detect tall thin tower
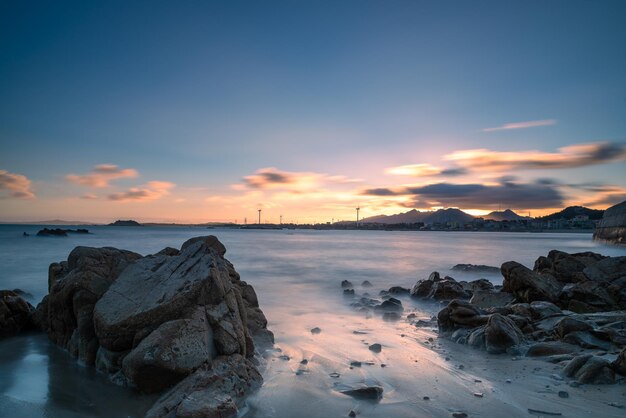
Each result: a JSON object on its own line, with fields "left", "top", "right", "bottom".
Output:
{"left": 258, "top": 209, "right": 262, "bottom": 225}
{"left": 280, "top": 215, "right": 283, "bottom": 225}
{"left": 356, "top": 207, "right": 360, "bottom": 228}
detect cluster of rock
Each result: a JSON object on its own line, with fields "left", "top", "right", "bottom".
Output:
{"left": 36, "top": 228, "right": 90, "bottom": 236}
{"left": 2, "top": 236, "right": 273, "bottom": 417}
{"left": 0, "top": 289, "right": 35, "bottom": 337}
{"left": 341, "top": 280, "right": 405, "bottom": 321}
{"left": 430, "top": 250, "right": 626, "bottom": 385}
{"left": 593, "top": 200, "right": 626, "bottom": 244}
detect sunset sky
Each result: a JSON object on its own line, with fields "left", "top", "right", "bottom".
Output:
{"left": 1, "top": 1, "right": 625, "bottom": 223}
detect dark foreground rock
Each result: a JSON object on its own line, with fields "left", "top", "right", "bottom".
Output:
{"left": 29, "top": 236, "right": 272, "bottom": 417}
{"left": 0, "top": 290, "right": 35, "bottom": 337}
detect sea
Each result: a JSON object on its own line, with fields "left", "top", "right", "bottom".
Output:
{"left": 1, "top": 225, "right": 625, "bottom": 417}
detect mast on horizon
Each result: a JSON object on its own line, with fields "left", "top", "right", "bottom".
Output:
{"left": 258, "top": 209, "right": 262, "bottom": 225}
{"left": 356, "top": 206, "right": 360, "bottom": 228}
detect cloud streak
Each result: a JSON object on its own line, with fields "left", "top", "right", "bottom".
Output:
{"left": 482, "top": 119, "right": 556, "bottom": 132}
{"left": 108, "top": 181, "right": 175, "bottom": 202}
{"left": 444, "top": 142, "right": 626, "bottom": 172}
{"left": 0, "top": 169, "right": 35, "bottom": 199}
{"left": 66, "top": 164, "right": 138, "bottom": 188}
{"left": 361, "top": 178, "right": 564, "bottom": 210}
{"left": 385, "top": 163, "right": 467, "bottom": 177}
{"left": 240, "top": 167, "right": 360, "bottom": 191}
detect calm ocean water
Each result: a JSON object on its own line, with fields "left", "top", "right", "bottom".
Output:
{"left": 1, "top": 225, "right": 625, "bottom": 417}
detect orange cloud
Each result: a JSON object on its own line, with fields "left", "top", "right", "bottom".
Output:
{"left": 0, "top": 169, "right": 35, "bottom": 199}
{"left": 108, "top": 181, "right": 175, "bottom": 202}
{"left": 482, "top": 119, "right": 556, "bottom": 132}
{"left": 239, "top": 167, "right": 361, "bottom": 191}
{"left": 444, "top": 142, "right": 626, "bottom": 172}
{"left": 66, "top": 164, "right": 138, "bottom": 188}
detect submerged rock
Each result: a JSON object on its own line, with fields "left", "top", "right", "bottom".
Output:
{"left": 484, "top": 313, "right": 524, "bottom": 354}
{"left": 340, "top": 385, "right": 383, "bottom": 400}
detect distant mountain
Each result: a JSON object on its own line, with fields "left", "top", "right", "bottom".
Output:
{"left": 108, "top": 219, "right": 143, "bottom": 226}
{"left": 538, "top": 206, "right": 604, "bottom": 221}
{"left": 484, "top": 209, "right": 529, "bottom": 221}
{"left": 362, "top": 208, "right": 475, "bottom": 225}
{"left": 361, "top": 209, "right": 431, "bottom": 224}
{"left": 422, "top": 208, "right": 475, "bottom": 224}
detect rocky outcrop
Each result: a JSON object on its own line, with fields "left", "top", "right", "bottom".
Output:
{"left": 0, "top": 290, "right": 35, "bottom": 337}
{"left": 501, "top": 261, "right": 562, "bottom": 303}
{"left": 593, "top": 200, "right": 626, "bottom": 244}
{"left": 31, "top": 235, "right": 271, "bottom": 417}
{"left": 410, "top": 272, "right": 470, "bottom": 301}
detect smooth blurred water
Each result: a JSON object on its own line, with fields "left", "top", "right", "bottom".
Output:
{"left": 1, "top": 225, "right": 625, "bottom": 417}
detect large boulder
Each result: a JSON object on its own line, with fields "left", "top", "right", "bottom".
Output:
{"left": 411, "top": 273, "right": 469, "bottom": 301}
{"left": 501, "top": 261, "right": 562, "bottom": 303}
{"left": 484, "top": 313, "right": 524, "bottom": 354}
{"left": 562, "top": 355, "right": 615, "bottom": 384}
{"left": 533, "top": 250, "right": 605, "bottom": 284}
{"left": 0, "top": 290, "right": 35, "bottom": 337}
{"left": 469, "top": 291, "right": 515, "bottom": 309}
{"left": 44, "top": 246, "right": 142, "bottom": 364}
{"left": 92, "top": 236, "right": 266, "bottom": 393}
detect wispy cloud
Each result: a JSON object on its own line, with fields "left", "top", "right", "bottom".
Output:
{"left": 66, "top": 164, "right": 138, "bottom": 188}
{"left": 80, "top": 193, "right": 98, "bottom": 200}
{"left": 108, "top": 181, "right": 175, "bottom": 202}
{"left": 444, "top": 142, "right": 626, "bottom": 172}
{"left": 238, "top": 167, "right": 361, "bottom": 191}
{"left": 482, "top": 119, "right": 556, "bottom": 132}
{"left": 385, "top": 163, "right": 467, "bottom": 177}
{"left": 0, "top": 169, "right": 35, "bottom": 199}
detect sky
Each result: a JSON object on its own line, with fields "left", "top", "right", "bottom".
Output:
{"left": 1, "top": 0, "right": 625, "bottom": 223}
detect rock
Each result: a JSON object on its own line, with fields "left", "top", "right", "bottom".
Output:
{"left": 560, "top": 280, "right": 619, "bottom": 313}
{"left": 465, "top": 278, "right": 495, "bottom": 292}
{"left": 369, "top": 343, "right": 382, "bottom": 353}
{"left": 349, "top": 411, "right": 356, "bottom": 418}
{"left": 410, "top": 279, "right": 434, "bottom": 298}
{"left": 387, "top": 286, "right": 410, "bottom": 295}
{"left": 612, "top": 347, "right": 626, "bottom": 375}
{"left": 529, "top": 301, "right": 562, "bottom": 319}
{"left": 593, "top": 200, "right": 626, "bottom": 244}
{"left": 563, "top": 355, "right": 615, "bottom": 384}
{"left": 362, "top": 280, "right": 373, "bottom": 287}
{"left": 451, "top": 413, "right": 468, "bottom": 418}
{"left": 558, "top": 390, "right": 569, "bottom": 398}
{"left": 121, "top": 308, "right": 217, "bottom": 393}
{"left": 469, "top": 291, "right": 515, "bottom": 309}
{"left": 484, "top": 313, "right": 524, "bottom": 354}
{"left": 526, "top": 342, "right": 580, "bottom": 357}
{"left": 311, "top": 327, "right": 321, "bottom": 334}
{"left": 94, "top": 237, "right": 256, "bottom": 362}
{"left": 382, "top": 312, "right": 401, "bottom": 321}
{"left": 429, "top": 277, "right": 470, "bottom": 300}
{"left": 534, "top": 250, "right": 590, "bottom": 283}
{"left": 452, "top": 264, "right": 500, "bottom": 274}
{"left": 45, "top": 246, "right": 142, "bottom": 364}
{"left": 437, "top": 300, "right": 488, "bottom": 333}
{"left": 36, "top": 228, "right": 68, "bottom": 237}
{"left": 0, "top": 290, "right": 35, "bottom": 337}
{"left": 501, "top": 261, "right": 562, "bottom": 303}
{"left": 562, "top": 331, "right": 611, "bottom": 350}
{"left": 340, "top": 385, "right": 383, "bottom": 400}
{"left": 341, "top": 280, "right": 353, "bottom": 288}
{"left": 375, "top": 298, "right": 403, "bottom": 312}
{"left": 145, "top": 354, "right": 262, "bottom": 418}
{"left": 554, "top": 317, "right": 593, "bottom": 338}
{"left": 343, "top": 289, "right": 355, "bottom": 296}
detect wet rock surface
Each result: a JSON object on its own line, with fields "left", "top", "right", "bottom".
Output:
{"left": 22, "top": 236, "right": 272, "bottom": 417}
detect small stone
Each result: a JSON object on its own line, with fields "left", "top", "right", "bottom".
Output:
{"left": 349, "top": 411, "right": 356, "bottom": 418}
{"left": 550, "top": 374, "right": 563, "bottom": 381}
{"left": 445, "top": 357, "right": 450, "bottom": 361}
{"left": 428, "top": 337, "right": 434, "bottom": 342}
{"left": 474, "top": 392, "right": 483, "bottom": 398}
{"left": 452, "top": 413, "right": 468, "bottom": 418}
{"left": 350, "top": 361, "right": 362, "bottom": 367}
{"left": 300, "top": 359, "right": 308, "bottom": 365}
{"left": 311, "top": 327, "right": 321, "bottom": 334}
{"left": 369, "top": 343, "right": 382, "bottom": 353}
{"left": 569, "top": 381, "right": 580, "bottom": 388}
{"left": 506, "top": 379, "right": 512, "bottom": 383}
{"left": 458, "top": 364, "right": 465, "bottom": 370}
{"left": 279, "top": 355, "right": 290, "bottom": 361}
{"left": 329, "top": 372, "right": 340, "bottom": 378}
{"left": 474, "top": 379, "right": 482, "bottom": 383}
{"left": 608, "top": 402, "right": 624, "bottom": 408}
{"left": 558, "top": 391, "right": 569, "bottom": 398}
{"left": 423, "top": 396, "right": 430, "bottom": 400}
{"left": 381, "top": 363, "right": 387, "bottom": 368}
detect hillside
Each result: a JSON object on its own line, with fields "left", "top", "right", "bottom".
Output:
{"left": 538, "top": 206, "right": 604, "bottom": 221}
{"left": 362, "top": 208, "right": 475, "bottom": 225}
{"left": 422, "top": 208, "right": 475, "bottom": 224}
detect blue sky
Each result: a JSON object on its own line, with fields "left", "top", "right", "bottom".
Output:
{"left": 1, "top": 1, "right": 625, "bottom": 222}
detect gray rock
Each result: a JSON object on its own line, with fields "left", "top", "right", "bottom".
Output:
{"left": 470, "top": 291, "right": 515, "bottom": 309}
{"left": 484, "top": 313, "right": 524, "bottom": 354}
{"left": 501, "top": 261, "right": 562, "bottom": 303}
{"left": 145, "top": 354, "right": 262, "bottom": 418}
{"left": 437, "top": 300, "right": 488, "bottom": 332}
{"left": 369, "top": 343, "right": 382, "bottom": 353}
{"left": 563, "top": 355, "right": 615, "bottom": 384}
{"left": 612, "top": 347, "right": 626, "bottom": 375}
{"left": 340, "top": 385, "right": 383, "bottom": 400}
{"left": 554, "top": 317, "right": 593, "bottom": 338}
{"left": 526, "top": 342, "right": 580, "bottom": 357}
